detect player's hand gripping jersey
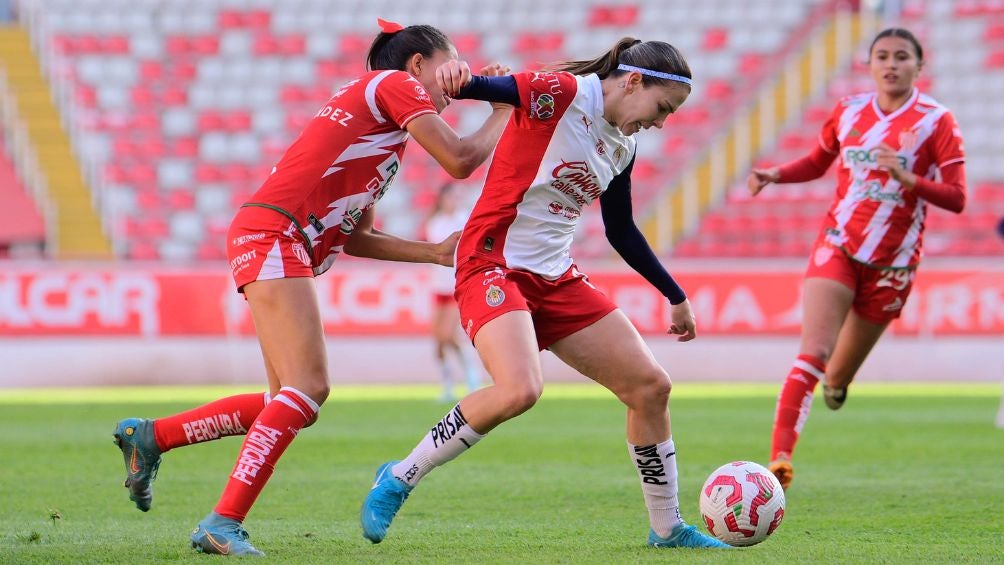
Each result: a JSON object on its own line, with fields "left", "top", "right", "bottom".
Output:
{"left": 456, "top": 71, "right": 637, "bottom": 278}
{"left": 817, "top": 89, "right": 964, "bottom": 267}
{"left": 243, "top": 70, "right": 438, "bottom": 275}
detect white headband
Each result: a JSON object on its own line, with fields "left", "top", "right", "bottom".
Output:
{"left": 617, "top": 63, "right": 692, "bottom": 86}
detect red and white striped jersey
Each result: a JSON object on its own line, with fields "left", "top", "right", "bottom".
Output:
{"left": 457, "top": 71, "right": 636, "bottom": 278}
{"left": 426, "top": 208, "right": 469, "bottom": 293}
{"left": 244, "top": 70, "right": 437, "bottom": 275}
{"left": 817, "top": 88, "right": 965, "bottom": 267}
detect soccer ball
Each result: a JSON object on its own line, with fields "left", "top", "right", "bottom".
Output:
{"left": 698, "top": 461, "right": 786, "bottom": 547}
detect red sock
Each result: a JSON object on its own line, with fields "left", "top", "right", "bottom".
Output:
{"left": 214, "top": 387, "right": 319, "bottom": 522}
{"left": 152, "top": 393, "right": 269, "bottom": 452}
{"left": 770, "top": 354, "right": 824, "bottom": 462}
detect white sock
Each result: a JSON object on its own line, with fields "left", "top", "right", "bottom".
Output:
{"left": 628, "top": 438, "right": 683, "bottom": 538}
{"left": 391, "top": 403, "right": 484, "bottom": 487}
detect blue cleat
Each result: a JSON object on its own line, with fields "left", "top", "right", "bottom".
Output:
{"left": 648, "top": 524, "right": 733, "bottom": 549}
{"left": 191, "top": 512, "right": 265, "bottom": 557}
{"left": 113, "top": 418, "right": 162, "bottom": 512}
{"left": 360, "top": 461, "right": 412, "bottom": 543}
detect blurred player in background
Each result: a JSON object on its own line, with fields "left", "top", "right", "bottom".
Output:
{"left": 111, "top": 20, "right": 512, "bottom": 556}
{"left": 998, "top": 218, "right": 1004, "bottom": 429}
{"left": 746, "top": 28, "right": 967, "bottom": 489}
{"left": 425, "top": 183, "right": 481, "bottom": 401}
{"left": 360, "top": 37, "right": 730, "bottom": 550}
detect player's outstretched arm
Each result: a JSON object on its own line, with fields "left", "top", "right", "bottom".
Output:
{"left": 344, "top": 208, "right": 459, "bottom": 266}
{"left": 406, "top": 109, "right": 510, "bottom": 179}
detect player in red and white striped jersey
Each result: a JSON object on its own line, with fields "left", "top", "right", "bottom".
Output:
{"left": 112, "top": 20, "right": 512, "bottom": 556}
{"left": 424, "top": 183, "right": 481, "bottom": 401}
{"left": 746, "top": 28, "right": 967, "bottom": 490}
{"left": 361, "top": 38, "right": 730, "bottom": 550}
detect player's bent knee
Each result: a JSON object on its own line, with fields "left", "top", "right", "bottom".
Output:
{"left": 620, "top": 370, "right": 671, "bottom": 410}
{"left": 499, "top": 382, "right": 543, "bottom": 416}
{"left": 288, "top": 380, "right": 329, "bottom": 406}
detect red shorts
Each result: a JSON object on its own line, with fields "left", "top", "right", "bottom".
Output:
{"left": 226, "top": 206, "right": 314, "bottom": 293}
{"left": 454, "top": 257, "right": 617, "bottom": 350}
{"left": 805, "top": 243, "right": 916, "bottom": 324}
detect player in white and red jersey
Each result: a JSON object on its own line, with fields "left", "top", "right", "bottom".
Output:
{"left": 111, "top": 20, "right": 513, "bottom": 556}
{"left": 361, "top": 38, "right": 730, "bottom": 550}
{"left": 424, "top": 183, "right": 481, "bottom": 400}
{"left": 746, "top": 28, "right": 967, "bottom": 490}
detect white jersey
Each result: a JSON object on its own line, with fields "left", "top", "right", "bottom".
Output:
{"left": 426, "top": 209, "right": 469, "bottom": 294}
{"left": 456, "top": 71, "right": 637, "bottom": 278}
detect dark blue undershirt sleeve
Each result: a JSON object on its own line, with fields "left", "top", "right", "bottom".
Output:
{"left": 454, "top": 75, "right": 521, "bottom": 107}
{"left": 600, "top": 157, "right": 688, "bottom": 305}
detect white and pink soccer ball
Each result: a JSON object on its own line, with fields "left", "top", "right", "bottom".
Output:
{"left": 698, "top": 461, "right": 786, "bottom": 546}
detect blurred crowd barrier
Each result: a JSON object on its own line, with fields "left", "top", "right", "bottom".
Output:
{"left": 1, "top": 260, "right": 1001, "bottom": 386}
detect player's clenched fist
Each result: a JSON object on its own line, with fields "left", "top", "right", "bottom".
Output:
{"left": 436, "top": 60, "right": 472, "bottom": 98}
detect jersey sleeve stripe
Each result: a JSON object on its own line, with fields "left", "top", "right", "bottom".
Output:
{"left": 817, "top": 134, "right": 838, "bottom": 154}
{"left": 365, "top": 70, "right": 397, "bottom": 124}
{"left": 399, "top": 108, "right": 437, "bottom": 128}
{"left": 939, "top": 157, "right": 965, "bottom": 168}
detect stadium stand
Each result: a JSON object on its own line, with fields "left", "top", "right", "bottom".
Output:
{"left": 10, "top": 0, "right": 825, "bottom": 260}
{"left": 3, "top": 0, "right": 999, "bottom": 260}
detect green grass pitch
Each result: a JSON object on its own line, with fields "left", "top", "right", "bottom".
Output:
{"left": 1, "top": 383, "right": 1001, "bottom": 563}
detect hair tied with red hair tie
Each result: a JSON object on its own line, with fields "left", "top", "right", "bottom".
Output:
{"left": 377, "top": 18, "right": 404, "bottom": 33}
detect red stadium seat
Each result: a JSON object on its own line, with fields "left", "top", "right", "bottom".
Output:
{"left": 196, "top": 164, "right": 224, "bottom": 183}
{"left": 167, "top": 61, "right": 197, "bottom": 82}
{"left": 223, "top": 111, "right": 252, "bottom": 132}
{"left": 132, "top": 111, "right": 160, "bottom": 132}
{"left": 245, "top": 10, "right": 271, "bottom": 29}
{"left": 191, "top": 36, "right": 220, "bottom": 56}
{"left": 701, "top": 28, "right": 729, "bottom": 51}
{"left": 128, "top": 240, "right": 161, "bottom": 260}
{"left": 253, "top": 35, "right": 282, "bottom": 56}
{"left": 704, "top": 79, "right": 733, "bottom": 101}
{"left": 451, "top": 33, "right": 482, "bottom": 57}
{"left": 100, "top": 35, "right": 129, "bottom": 54}
{"left": 161, "top": 86, "right": 188, "bottom": 106}
{"left": 167, "top": 189, "right": 195, "bottom": 210}
{"left": 278, "top": 35, "right": 306, "bottom": 55}
{"left": 218, "top": 10, "right": 244, "bottom": 28}
{"left": 195, "top": 240, "right": 225, "bottom": 261}
{"left": 165, "top": 36, "right": 191, "bottom": 57}
{"left": 170, "top": 137, "right": 199, "bottom": 158}
{"left": 74, "top": 85, "right": 97, "bottom": 108}
{"left": 985, "top": 50, "right": 1004, "bottom": 68}
{"left": 339, "top": 33, "right": 371, "bottom": 58}
{"left": 587, "top": 5, "right": 639, "bottom": 27}
{"left": 139, "top": 61, "right": 163, "bottom": 82}
{"left": 198, "top": 111, "right": 225, "bottom": 131}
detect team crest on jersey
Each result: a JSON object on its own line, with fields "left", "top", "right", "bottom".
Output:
{"left": 530, "top": 92, "right": 555, "bottom": 119}
{"left": 595, "top": 139, "right": 606, "bottom": 155}
{"left": 899, "top": 129, "right": 919, "bottom": 152}
{"left": 613, "top": 146, "right": 624, "bottom": 162}
{"left": 485, "top": 284, "right": 506, "bottom": 307}
{"left": 813, "top": 245, "right": 834, "bottom": 267}
{"left": 291, "top": 242, "right": 311, "bottom": 266}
